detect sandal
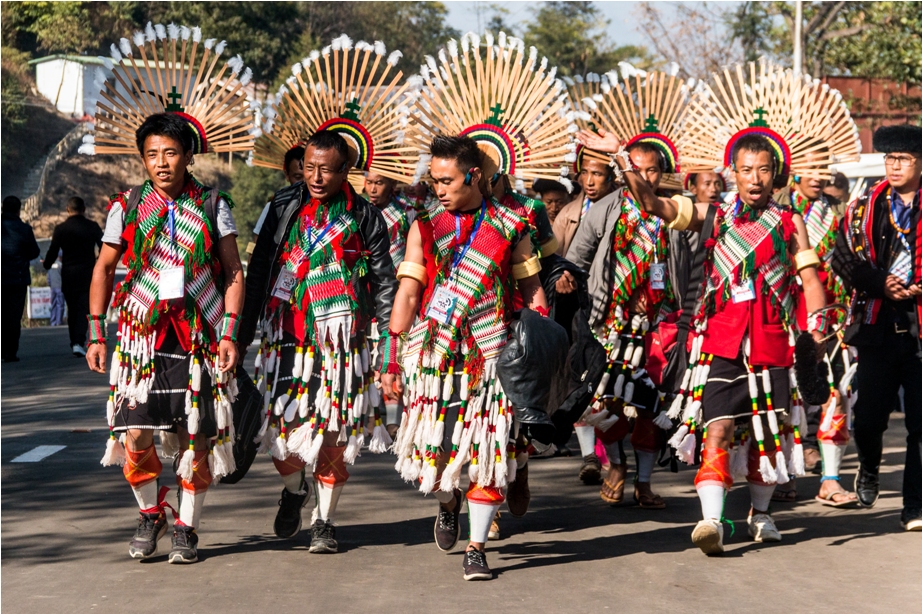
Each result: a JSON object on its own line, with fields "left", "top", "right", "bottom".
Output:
{"left": 599, "top": 465, "right": 626, "bottom": 504}
{"left": 815, "top": 489, "right": 859, "bottom": 508}
{"left": 633, "top": 489, "right": 666, "bottom": 509}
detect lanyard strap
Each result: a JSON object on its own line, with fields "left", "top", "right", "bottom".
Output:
{"left": 167, "top": 200, "right": 177, "bottom": 261}
{"left": 307, "top": 216, "right": 338, "bottom": 253}
{"left": 450, "top": 201, "right": 486, "bottom": 279}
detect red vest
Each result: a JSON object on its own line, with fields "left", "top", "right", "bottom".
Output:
{"left": 699, "top": 274, "right": 793, "bottom": 367}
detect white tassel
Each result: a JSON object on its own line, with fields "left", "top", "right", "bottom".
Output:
{"left": 759, "top": 455, "right": 777, "bottom": 484}
{"left": 731, "top": 439, "right": 750, "bottom": 480}
{"left": 159, "top": 431, "right": 180, "bottom": 459}
{"left": 284, "top": 396, "right": 299, "bottom": 423}
{"left": 300, "top": 432, "right": 324, "bottom": 467}
{"left": 274, "top": 393, "right": 289, "bottom": 416}
{"left": 100, "top": 437, "right": 126, "bottom": 467}
{"left": 667, "top": 394, "right": 685, "bottom": 420}
{"left": 774, "top": 450, "right": 790, "bottom": 484}
{"left": 208, "top": 450, "right": 217, "bottom": 482}
{"left": 177, "top": 448, "right": 195, "bottom": 482}
{"left": 594, "top": 371, "right": 611, "bottom": 397}
{"left": 791, "top": 442, "right": 805, "bottom": 476}
{"left": 623, "top": 382, "right": 636, "bottom": 405}
{"left": 653, "top": 412, "right": 673, "bottom": 430}
{"left": 613, "top": 373, "right": 626, "bottom": 398}
{"left": 286, "top": 424, "right": 310, "bottom": 454}
{"left": 597, "top": 412, "right": 620, "bottom": 432}
{"left": 272, "top": 434, "right": 289, "bottom": 460}
{"left": 420, "top": 462, "right": 437, "bottom": 493}
{"left": 675, "top": 432, "right": 697, "bottom": 464}
{"left": 369, "top": 424, "right": 392, "bottom": 453}
{"left": 344, "top": 435, "right": 361, "bottom": 464}
{"left": 668, "top": 424, "right": 689, "bottom": 449}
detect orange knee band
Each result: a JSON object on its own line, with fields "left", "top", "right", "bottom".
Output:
{"left": 179, "top": 450, "right": 211, "bottom": 494}
{"left": 273, "top": 454, "right": 307, "bottom": 477}
{"left": 695, "top": 447, "right": 732, "bottom": 489}
{"left": 817, "top": 413, "right": 849, "bottom": 444}
{"left": 313, "top": 445, "right": 349, "bottom": 487}
{"left": 466, "top": 483, "right": 505, "bottom": 505}
{"left": 630, "top": 415, "right": 663, "bottom": 453}
{"left": 124, "top": 444, "right": 162, "bottom": 488}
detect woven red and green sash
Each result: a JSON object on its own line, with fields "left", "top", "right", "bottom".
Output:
{"left": 500, "top": 191, "right": 553, "bottom": 256}
{"left": 793, "top": 190, "right": 846, "bottom": 305}
{"left": 602, "top": 195, "right": 673, "bottom": 334}
{"left": 379, "top": 195, "right": 413, "bottom": 267}
{"left": 113, "top": 178, "right": 226, "bottom": 345}
{"left": 697, "top": 196, "right": 797, "bottom": 329}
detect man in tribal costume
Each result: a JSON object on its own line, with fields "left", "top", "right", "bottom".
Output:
{"left": 389, "top": 135, "right": 549, "bottom": 580}
{"left": 83, "top": 25, "right": 253, "bottom": 564}
{"left": 241, "top": 35, "right": 418, "bottom": 551}
{"left": 239, "top": 130, "right": 399, "bottom": 552}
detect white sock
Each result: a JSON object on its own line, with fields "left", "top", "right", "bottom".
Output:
{"left": 433, "top": 489, "right": 455, "bottom": 505}
{"left": 281, "top": 471, "right": 305, "bottom": 494}
{"left": 312, "top": 481, "right": 343, "bottom": 523}
{"left": 132, "top": 480, "right": 159, "bottom": 511}
{"left": 603, "top": 441, "right": 623, "bottom": 464}
{"left": 636, "top": 450, "right": 655, "bottom": 483}
{"left": 697, "top": 484, "right": 726, "bottom": 520}
{"left": 467, "top": 500, "right": 500, "bottom": 544}
{"left": 575, "top": 425, "right": 596, "bottom": 458}
{"left": 748, "top": 482, "right": 775, "bottom": 512}
{"left": 820, "top": 442, "right": 846, "bottom": 479}
{"left": 178, "top": 489, "right": 206, "bottom": 528}
{"left": 385, "top": 401, "right": 399, "bottom": 426}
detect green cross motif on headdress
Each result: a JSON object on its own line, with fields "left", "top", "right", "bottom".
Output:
{"left": 643, "top": 114, "right": 660, "bottom": 133}
{"left": 749, "top": 107, "right": 769, "bottom": 128}
{"left": 486, "top": 103, "right": 504, "bottom": 127}
{"left": 342, "top": 98, "right": 362, "bottom": 121}
{"left": 165, "top": 86, "right": 184, "bottom": 112}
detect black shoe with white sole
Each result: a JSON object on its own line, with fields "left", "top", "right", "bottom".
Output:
{"left": 462, "top": 548, "right": 492, "bottom": 581}
{"left": 168, "top": 524, "right": 199, "bottom": 564}
{"left": 854, "top": 466, "right": 880, "bottom": 508}
{"left": 274, "top": 487, "right": 309, "bottom": 538}
{"left": 434, "top": 489, "right": 462, "bottom": 552}
{"left": 901, "top": 507, "right": 922, "bottom": 532}
{"left": 309, "top": 519, "right": 338, "bottom": 553}
{"left": 128, "top": 511, "right": 168, "bottom": 559}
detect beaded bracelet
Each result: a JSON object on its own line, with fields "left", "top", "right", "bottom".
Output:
{"left": 87, "top": 315, "right": 107, "bottom": 345}
{"left": 219, "top": 312, "right": 240, "bottom": 343}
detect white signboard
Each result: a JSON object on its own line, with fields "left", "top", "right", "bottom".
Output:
{"left": 28, "top": 287, "right": 52, "bottom": 319}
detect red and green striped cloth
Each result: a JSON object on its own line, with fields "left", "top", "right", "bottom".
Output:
{"left": 793, "top": 190, "right": 848, "bottom": 306}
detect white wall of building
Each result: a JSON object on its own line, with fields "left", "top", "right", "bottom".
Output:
{"left": 34, "top": 58, "right": 88, "bottom": 117}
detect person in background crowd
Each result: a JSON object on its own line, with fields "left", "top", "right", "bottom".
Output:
{"left": 1, "top": 195, "right": 41, "bottom": 362}
{"left": 249, "top": 145, "right": 306, "bottom": 250}
{"left": 825, "top": 172, "right": 851, "bottom": 219}
{"left": 533, "top": 178, "right": 573, "bottom": 225}
{"left": 48, "top": 250, "right": 65, "bottom": 327}
{"left": 43, "top": 196, "right": 103, "bottom": 356}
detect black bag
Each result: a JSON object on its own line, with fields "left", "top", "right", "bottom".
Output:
{"left": 497, "top": 308, "right": 570, "bottom": 444}
{"left": 660, "top": 205, "right": 717, "bottom": 394}
{"left": 219, "top": 367, "right": 264, "bottom": 484}
{"left": 555, "top": 307, "right": 607, "bottom": 427}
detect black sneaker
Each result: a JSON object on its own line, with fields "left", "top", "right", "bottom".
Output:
{"left": 462, "top": 548, "right": 492, "bottom": 581}
{"left": 274, "top": 487, "right": 309, "bottom": 538}
{"left": 168, "top": 524, "right": 199, "bottom": 564}
{"left": 854, "top": 466, "right": 880, "bottom": 508}
{"left": 434, "top": 489, "right": 462, "bottom": 552}
{"left": 901, "top": 507, "right": 922, "bottom": 532}
{"left": 309, "top": 519, "right": 338, "bottom": 553}
{"left": 128, "top": 511, "right": 168, "bottom": 559}
{"left": 579, "top": 453, "right": 602, "bottom": 485}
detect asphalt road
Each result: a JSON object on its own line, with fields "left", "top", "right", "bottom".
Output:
{"left": 2, "top": 326, "right": 920, "bottom": 613}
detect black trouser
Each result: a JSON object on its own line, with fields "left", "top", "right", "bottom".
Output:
{"left": 62, "top": 267, "right": 92, "bottom": 347}
{"left": 853, "top": 336, "right": 922, "bottom": 509}
{"left": 1, "top": 284, "right": 28, "bottom": 360}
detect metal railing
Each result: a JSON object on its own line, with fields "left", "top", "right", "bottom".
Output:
{"left": 21, "top": 122, "right": 90, "bottom": 222}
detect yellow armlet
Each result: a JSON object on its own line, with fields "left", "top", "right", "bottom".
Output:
{"left": 396, "top": 261, "right": 428, "bottom": 284}
{"left": 667, "top": 195, "right": 694, "bottom": 231}
{"left": 539, "top": 235, "right": 559, "bottom": 258}
{"left": 793, "top": 249, "right": 821, "bottom": 271}
{"left": 512, "top": 255, "right": 542, "bottom": 280}
{"left": 245, "top": 241, "right": 256, "bottom": 255}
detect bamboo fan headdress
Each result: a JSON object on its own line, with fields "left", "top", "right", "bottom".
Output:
{"left": 679, "top": 59, "right": 860, "bottom": 181}
{"left": 409, "top": 31, "right": 574, "bottom": 192}
{"left": 565, "top": 62, "right": 689, "bottom": 182}
{"left": 250, "top": 34, "right": 418, "bottom": 190}
{"left": 79, "top": 22, "right": 255, "bottom": 156}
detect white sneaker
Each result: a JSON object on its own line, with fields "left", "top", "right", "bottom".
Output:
{"left": 748, "top": 513, "right": 782, "bottom": 542}
{"left": 72, "top": 344, "right": 86, "bottom": 357}
{"left": 691, "top": 519, "right": 724, "bottom": 555}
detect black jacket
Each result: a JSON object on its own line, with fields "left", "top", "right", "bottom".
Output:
{"left": 1, "top": 213, "right": 41, "bottom": 286}
{"left": 831, "top": 182, "right": 921, "bottom": 346}
{"left": 239, "top": 182, "right": 398, "bottom": 349}
{"left": 42, "top": 214, "right": 103, "bottom": 289}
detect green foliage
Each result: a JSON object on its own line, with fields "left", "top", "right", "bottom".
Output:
{"left": 3, "top": 1, "right": 139, "bottom": 54}
{"left": 523, "top": 1, "right": 647, "bottom": 76}
{"left": 228, "top": 162, "right": 286, "bottom": 254}
{"left": 1, "top": 47, "right": 33, "bottom": 165}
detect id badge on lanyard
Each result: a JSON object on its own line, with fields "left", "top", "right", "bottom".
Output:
{"left": 272, "top": 269, "right": 297, "bottom": 301}
{"left": 159, "top": 200, "right": 186, "bottom": 300}
{"left": 426, "top": 284, "right": 458, "bottom": 325}
{"left": 650, "top": 262, "right": 666, "bottom": 290}
{"left": 731, "top": 278, "right": 755, "bottom": 303}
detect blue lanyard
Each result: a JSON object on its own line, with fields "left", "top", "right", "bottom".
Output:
{"left": 167, "top": 200, "right": 177, "bottom": 260}
{"left": 307, "top": 217, "right": 337, "bottom": 253}
{"left": 450, "top": 201, "right": 486, "bottom": 277}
